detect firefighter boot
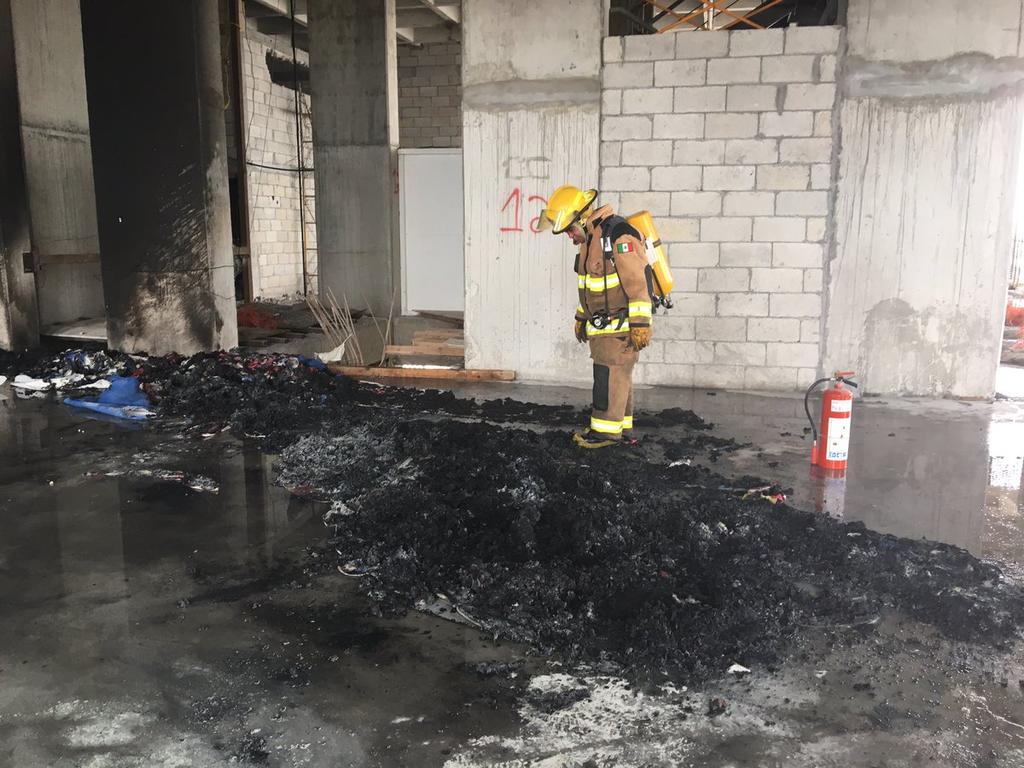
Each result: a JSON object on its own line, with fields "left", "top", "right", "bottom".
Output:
{"left": 572, "top": 429, "right": 618, "bottom": 449}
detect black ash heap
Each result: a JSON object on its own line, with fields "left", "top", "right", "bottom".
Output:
{"left": 3, "top": 348, "right": 1022, "bottom": 681}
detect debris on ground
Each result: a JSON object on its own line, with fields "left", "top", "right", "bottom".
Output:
{"left": 471, "top": 661, "right": 524, "bottom": 678}
{"left": 527, "top": 683, "right": 592, "bottom": 714}
{"left": 13, "top": 373, "right": 64, "bottom": 391}
{"left": 275, "top": 417, "right": 1024, "bottom": 683}
{"left": 84, "top": 467, "right": 220, "bottom": 494}
{"left": 82, "top": 450, "right": 220, "bottom": 494}
{"left": 237, "top": 304, "right": 280, "bottom": 330}
{"left": 4, "top": 347, "right": 1024, "bottom": 686}
{"left": 707, "top": 697, "right": 728, "bottom": 717}
{"left": 1, "top": 349, "right": 126, "bottom": 394}
{"left": 65, "top": 375, "right": 154, "bottom": 420}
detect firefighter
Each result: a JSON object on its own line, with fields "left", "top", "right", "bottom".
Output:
{"left": 539, "top": 185, "right": 653, "bottom": 449}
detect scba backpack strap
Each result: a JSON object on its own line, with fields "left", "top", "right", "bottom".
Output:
{"left": 600, "top": 215, "right": 649, "bottom": 310}
{"left": 601, "top": 215, "right": 642, "bottom": 247}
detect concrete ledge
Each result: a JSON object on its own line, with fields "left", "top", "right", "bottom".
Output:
{"left": 846, "top": 53, "right": 1024, "bottom": 100}
{"left": 462, "top": 77, "right": 601, "bottom": 110}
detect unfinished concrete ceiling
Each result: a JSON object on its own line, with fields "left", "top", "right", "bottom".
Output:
{"left": 395, "top": 0, "right": 461, "bottom": 44}
{"left": 245, "top": 0, "right": 460, "bottom": 51}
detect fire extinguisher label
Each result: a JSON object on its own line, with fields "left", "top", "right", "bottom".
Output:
{"left": 826, "top": 417, "right": 851, "bottom": 460}
{"left": 831, "top": 399, "right": 852, "bottom": 413}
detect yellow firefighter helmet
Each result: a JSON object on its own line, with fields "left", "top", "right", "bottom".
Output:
{"left": 538, "top": 185, "right": 598, "bottom": 234}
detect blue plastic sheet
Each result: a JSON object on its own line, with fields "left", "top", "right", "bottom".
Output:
{"left": 298, "top": 355, "right": 327, "bottom": 371}
{"left": 65, "top": 376, "right": 153, "bottom": 421}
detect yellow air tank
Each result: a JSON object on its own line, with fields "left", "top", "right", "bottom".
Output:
{"left": 627, "top": 210, "right": 674, "bottom": 308}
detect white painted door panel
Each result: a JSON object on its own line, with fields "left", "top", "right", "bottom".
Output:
{"left": 399, "top": 149, "right": 464, "bottom": 314}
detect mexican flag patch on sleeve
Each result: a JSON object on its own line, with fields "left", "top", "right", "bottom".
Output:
{"left": 615, "top": 242, "right": 633, "bottom": 254}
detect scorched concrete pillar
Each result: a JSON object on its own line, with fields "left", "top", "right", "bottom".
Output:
{"left": 80, "top": 0, "right": 237, "bottom": 355}
{"left": 0, "top": 0, "right": 38, "bottom": 350}
{"left": 309, "top": 0, "right": 398, "bottom": 316}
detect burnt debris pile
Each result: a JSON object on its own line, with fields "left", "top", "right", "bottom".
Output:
{"left": 5, "top": 348, "right": 1023, "bottom": 680}
{"left": 0, "top": 349, "right": 637, "bottom": 447}
{"left": 280, "top": 418, "right": 1024, "bottom": 680}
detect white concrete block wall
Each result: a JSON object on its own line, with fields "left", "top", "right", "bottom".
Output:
{"left": 398, "top": 41, "right": 462, "bottom": 148}
{"left": 240, "top": 31, "right": 317, "bottom": 298}
{"left": 600, "top": 27, "right": 843, "bottom": 391}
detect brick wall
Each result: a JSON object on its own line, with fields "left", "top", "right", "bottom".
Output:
{"left": 600, "top": 27, "right": 843, "bottom": 390}
{"left": 398, "top": 40, "right": 462, "bottom": 148}
{"left": 239, "top": 29, "right": 317, "bottom": 298}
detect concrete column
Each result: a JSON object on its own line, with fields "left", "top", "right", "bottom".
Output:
{"left": 461, "top": 0, "right": 604, "bottom": 380}
{"left": 80, "top": 0, "right": 237, "bottom": 355}
{"left": 309, "top": 0, "right": 398, "bottom": 316}
{"left": 823, "top": 0, "right": 1024, "bottom": 397}
{"left": 0, "top": 0, "right": 38, "bottom": 349}
{"left": 10, "top": 0, "right": 102, "bottom": 330}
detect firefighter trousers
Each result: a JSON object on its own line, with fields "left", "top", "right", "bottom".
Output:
{"left": 588, "top": 335, "right": 639, "bottom": 439}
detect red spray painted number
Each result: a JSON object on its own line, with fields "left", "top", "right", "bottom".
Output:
{"left": 500, "top": 187, "right": 548, "bottom": 235}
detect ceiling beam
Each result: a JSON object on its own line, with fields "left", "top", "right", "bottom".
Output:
{"left": 245, "top": 5, "right": 285, "bottom": 19}
{"left": 246, "top": 0, "right": 307, "bottom": 26}
{"left": 419, "top": 0, "right": 460, "bottom": 25}
{"left": 396, "top": 25, "right": 460, "bottom": 44}
{"left": 255, "top": 16, "right": 309, "bottom": 37}
{"left": 397, "top": 7, "right": 451, "bottom": 27}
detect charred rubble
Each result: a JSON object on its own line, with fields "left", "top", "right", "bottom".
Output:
{"left": 279, "top": 418, "right": 1024, "bottom": 681}
{"left": 3, "top": 348, "right": 1023, "bottom": 681}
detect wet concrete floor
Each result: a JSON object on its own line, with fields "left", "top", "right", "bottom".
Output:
{"left": 0, "top": 378, "right": 1022, "bottom": 767}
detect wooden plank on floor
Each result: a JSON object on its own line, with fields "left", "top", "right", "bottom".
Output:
{"left": 413, "top": 329, "right": 462, "bottom": 342}
{"left": 385, "top": 344, "right": 465, "bottom": 358}
{"left": 330, "top": 365, "right": 515, "bottom": 382}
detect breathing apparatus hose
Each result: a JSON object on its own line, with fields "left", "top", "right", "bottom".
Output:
{"left": 803, "top": 378, "right": 832, "bottom": 445}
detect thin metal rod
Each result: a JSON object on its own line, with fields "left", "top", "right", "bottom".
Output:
{"left": 290, "top": 0, "right": 309, "bottom": 296}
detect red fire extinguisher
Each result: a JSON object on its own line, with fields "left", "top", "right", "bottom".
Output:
{"left": 805, "top": 371, "right": 858, "bottom": 472}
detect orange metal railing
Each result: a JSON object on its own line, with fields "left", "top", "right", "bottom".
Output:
{"left": 643, "top": 0, "right": 786, "bottom": 32}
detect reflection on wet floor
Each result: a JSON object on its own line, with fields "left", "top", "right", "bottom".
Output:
{"left": 670, "top": 385, "right": 1023, "bottom": 560}
{"left": 0, "top": 403, "right": 319, "bottom": 610}
{"left": 0, "top": 396, "right": 528, "bottom": 767}
{"left": 997, "top": 363, "right": 1024, "bottom": 399}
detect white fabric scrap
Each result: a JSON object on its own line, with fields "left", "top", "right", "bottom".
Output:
{"left": 12, "top": 374, "right": 50, "bottom": 391}
{"left": 50, "top": 373, "right": 85, "bottom": 390}
{"left": 317, "top": 342, "right": 347, "bottom": 364}
{"left": 79, "top": 379, "right": 112, "bottom": 390}
{"left": 727, "top": 663, "right": 751, "bottom": 676}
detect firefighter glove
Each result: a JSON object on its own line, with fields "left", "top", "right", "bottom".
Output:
{"left": 630, "top": 326, "right": 652, "bottom": 350}
{"left": 574, "top": 319, "right": 587, "bottom": 343}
